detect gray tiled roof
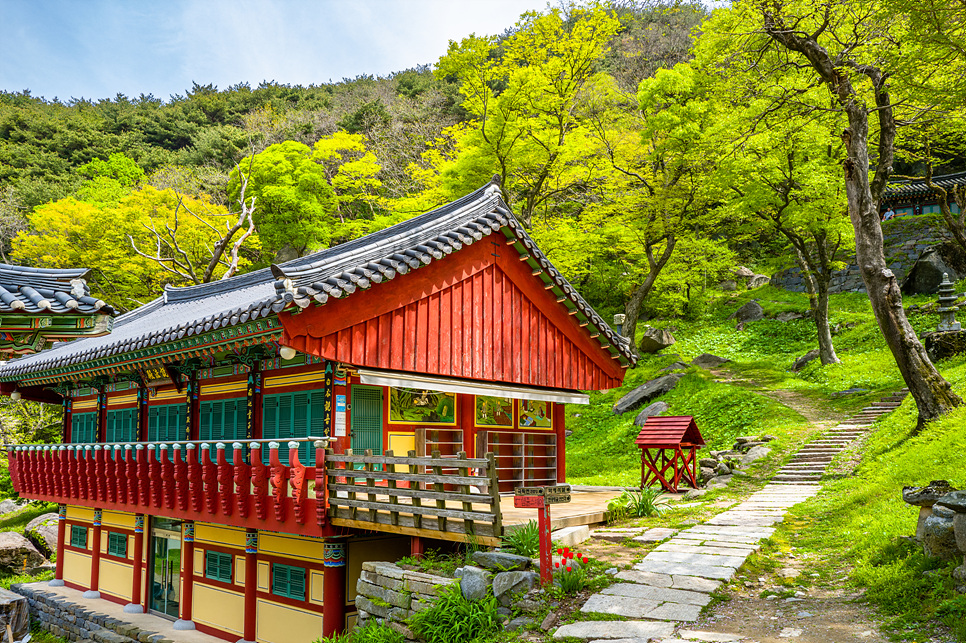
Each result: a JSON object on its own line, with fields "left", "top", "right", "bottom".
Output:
{"left": 0, "top": 181, "right": 635, "bottom": 379}
{"left": 884, "top": 171, "right": 966, "bottom": 199}
{"left": 0, "top": 265, "right": 113, "bottom": 315}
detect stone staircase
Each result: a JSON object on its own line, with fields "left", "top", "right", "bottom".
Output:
{"left": 771, "top": 389, "right": 907, "bottom": 485}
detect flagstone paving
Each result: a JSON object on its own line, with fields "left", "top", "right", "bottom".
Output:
{"left": 554, "top": 391, "right": 906, "bottom": 642}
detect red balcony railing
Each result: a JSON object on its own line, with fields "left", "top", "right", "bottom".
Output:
{"left": 8, "top": 438, "right": 333, "bottom": 536}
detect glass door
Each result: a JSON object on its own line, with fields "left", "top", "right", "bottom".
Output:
{"left": 149, "top": 518, "right": 182, "bottom": 619}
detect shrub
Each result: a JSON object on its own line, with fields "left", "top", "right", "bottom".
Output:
{"left": 502, "top": 520, "right": 540, "bottom": 558}
{"left": 607, "top": 487, "right": 669, "bottom": 522}
{"left": 314, "top": 621, "right": 403, "bottom": 643}
{"left": 554, "top": 548, "right": 590, "bottom": 594}
{"left": 407, "top": 583, "right": 501, "bottom": 643}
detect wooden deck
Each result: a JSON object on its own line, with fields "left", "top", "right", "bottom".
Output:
{"left": 500, "top": 486, "right": 625, "bottom": 531}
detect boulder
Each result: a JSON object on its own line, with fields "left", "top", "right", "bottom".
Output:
{"left": 659, "top": 361, "right": 689, "bottom": 372}
{"left": 691, "top": 353, "right": 730, "bottom": 369}
{"left": 551, "top": 525, "right": 590, "bottom": 548}
{"left": 776, "top": 311, "right": 807, "bottom": 322}
{"left": 492, "top": 571, "right": 538, "bottom": 606}
{"left": 735, "top": 266, "right": 755, "bottom": 279}
{"left": 936, "top": 490, "right": 966, "bottom": 514}
{"left": 612, "top": 374, "right": 683, "bottom": 415}
{"left": 790, "top": 350, "right": 821, "bottom": 373}
{"left": 741, "top": 445, "right": 771, "bottom": 465}
{"left": 698, "top": 458, "right": 718, "bottom": 469}
{"left": 471, "top": 551, "right": 530, "bottom": 572}
{"left": 714, "top": 462, "right": 732, "bottom": 476}
{"left": 734, "top": 436, "right": 760, "bottom": 445}
{"left": 24, "top": 512, "right": 58, "bottom": 558}
{"left": 749, "top": 274, "right": 771, "bottom": 289}
{"left": 720, "top": 280, "right": 738, "bottom": 292}
{"left": 903, "top": 481, "right": 957, "bottom": 507}
{"left": 633, "top": 401, "right": 670, "bottom": 427}
{"left": 457, "top": 566, "right": 490, "bottom": 602}
{"left": 955, "top": 514, "right": 966, "bottom": 554}
{"left": 0, "top": 500, "right": 21, "bottom": 515}
{"left": 699, "top": 467, "right": 716, "bottom": 484}
{"left": 0, "top": 532, "right": 46, "bottom": 574}
{"left": 0, "top": 588, "right": 28, "bottom": 641}
{"left": 902, "top": 248, "right": 959, "bottom": 295}
{"left": 916, "top": 507, "right": 933, "bottom": 541}
{"left": 922, "top": 504, "right": 959, "bottom": 560}
{"left": 732, "top": 301, "right": 765, "bottom": 324}
{"left": 639, "top": 326, "right": 676, "bottom": 354}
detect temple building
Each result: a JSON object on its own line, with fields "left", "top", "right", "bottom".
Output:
{"left": 882, "top": 170, "right": 966, "bottom": 218}
{"left": 1, "top": 180, "right": 634, "bottom": 643}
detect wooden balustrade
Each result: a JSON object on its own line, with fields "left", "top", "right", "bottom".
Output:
{"left": 7, "top": 441, "right": 505, "bottom": 545}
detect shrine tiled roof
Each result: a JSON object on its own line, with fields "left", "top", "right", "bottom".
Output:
{"left": 0, "top": 265, "right": 113, "bottom": 315}
{"left": 0, "top": 180, "right": 635, "bottom": 380}
{"left": 884, "top": 171, "right": 966, "bottom": 200}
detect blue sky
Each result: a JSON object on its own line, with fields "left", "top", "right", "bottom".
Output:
{"left": 0, "top": 0, "right": 551, "bottom": 102}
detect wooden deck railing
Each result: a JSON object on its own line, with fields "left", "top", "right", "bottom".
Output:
{"left": 325, "top": 449, "right": 504, "bottom": 546}
{"left": 7, "top": 441, "right": 505, "bottom": 545}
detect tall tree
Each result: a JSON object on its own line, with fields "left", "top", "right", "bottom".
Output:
{"left": 697, "top": 0, "right": 961, "bottom": 427}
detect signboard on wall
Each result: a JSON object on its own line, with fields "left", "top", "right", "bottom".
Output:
{"left": 334, "top": 394, "right": 347, "bottom": 437}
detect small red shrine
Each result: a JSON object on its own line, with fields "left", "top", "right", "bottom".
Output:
{"left": 635, "top": 416, "right": 704, "bottom": 492}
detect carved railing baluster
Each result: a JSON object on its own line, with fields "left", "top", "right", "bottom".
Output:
{"left": 136, "top": 444, "right": 149, "bottom": 506}
{"left": 173, "top": 444, "right": 188, "bottom": 511}
{"left": 78, "top": 446, "right": 91, "bottom": 501}
{"left": 68, "top": 446, "right": 79, "bottom": 498}
{"left": 125, "top": 445, "right": 138, "bottom": 506}
{"left": 315, "top": 441, "right": 327, "bottom": 527}
{"left": 217, "top": 443, "right": 233, "bottom": 516}
{"left": 187, "top": 444, "right": 203, "bottom": 513}
{"left": 94, "top": 446, "right": 105, "bottom": 502}
{"left": 290, "top": 441, "right": 306, "bottom": 524}
{"left": 148, "top": 445, "right": 162, "bottom": 508}
{"left": 104, "top": 445, "right": 116, "bottom": 504}
{"left": 113, "top": 446, "right": 126, "bottom": 505}
{"left": 160, "top": 444, "right": 174, "bottom": 509}
{"left": 251, "top": 443, "right": 268, "bottom": 521}
{"left": 25, "top": 447, "right": 36, "bottom": 496}
{"left": 201, "top": 444, "right": 217, "bottom": 515}
{"left": 233, "top": 442, "right": 250, "bottom": 518}
{"left": 269, "top": 442, "right": 288, "bottom": 523}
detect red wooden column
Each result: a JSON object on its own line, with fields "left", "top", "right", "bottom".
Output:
{"left": 124, "top": 515, "right": 145, "bottom": 613}
{"left": 322, "top": 540, "right": 348, "bottom": 639}
{"left": 241, "top": 530, "right": 258, "bottom": 643}
{"left": 553, "top": 402, "right": 566, "bottom": 483}
{"left": 459, "top": 395, "right": 475, "bottom": 456}
{"left": 83, "top": 509, "right": 103, "bottom": 599}
{"left": 49, "top": 504, "right": 67, "bottom": 587}
{"left": 174, "top": 522, "right": 196, "bottom": 631}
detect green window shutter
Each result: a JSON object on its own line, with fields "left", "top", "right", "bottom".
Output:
{"left": 205, "top": 551, "right": 232, "bottom": 582}
{"left": 351, "top": 387, "right": 383, "bottom": 456}
{"left": 108, "top": 532, "right": 127, "bottom": 557}
{"left": 272, "top": 563, "right": 305, "bottom": 600}
{"left": 70, "top": 525, "right": 87, "bottom": 548}
{"left": 263, "top": 391, "right": 324, "bottom": 465}
{"left": 148, "top": 407, "right": 160, "bottom": 442}
{"left": 72, "top": 412, "right": 97, "bottom": 444}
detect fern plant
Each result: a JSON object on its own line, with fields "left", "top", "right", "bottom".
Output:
{"left": 407, "top": 583, "right": 501, "bottom": 643}
{"left": 501, "top": 519, "right": 540, "bottom": 557}
{"left": 607, "top": 487, "right": 669, "bottom": 522}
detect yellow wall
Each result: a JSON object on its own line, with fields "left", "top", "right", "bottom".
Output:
{"left": 255, "top": 599, "right": 322, "bottom": 643}
{"left": 193, "top": 583, "right": 244, "bottom": 636}
{"left": 196, "top": 523, "right": 246, "bottom": 548}
{"left": 63, "top": 550, "right": 91, "bottom": 588}
{"left": 108, "top": 393, "right": 137, "bottom": 407}
{"left": 98, "top": 559, "right": 133, "bottom": 601}
{"left": 151, "top": 388, "right": 182, "bottom": 402}
{"left": 102, "top": 510, "right": 135, "bottom": 530}
{"left": 234, "top": 556, "right": 246, "bottom": 588}
{"left": 264, "top": 371, "right": 322, "bottom": 390}
{"left": 72, "top": 399, "right": 97, "bottom": 411}
{"left": 201, "top": 380, "right": 247, "bottom": 397}
{"left": 309, "top": 571, "right": 324, "bottom": 606}
{"left": 347, "top": 537, "right": 411, "bottom": 601}
{"left": 258, "top": 533, "right": 324, "bottom": 564}
{"left": 388, "top": 432, "right": 415, "bottom": 456}
{"left": 256, "top": 561, "right": 270, "bottom": 592}
{"left": 67, "top": 506, "right": 95, "bottom": 522}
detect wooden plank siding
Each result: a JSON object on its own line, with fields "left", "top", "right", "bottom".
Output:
{"left": 280, "top": 239, "right": 623, "bottom": 391}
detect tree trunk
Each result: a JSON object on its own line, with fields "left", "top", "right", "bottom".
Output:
{"left": 789, "top": 236, "right": 840, "bottom": 365}
{"left": 623, "top": 235, "right": 677, "bottom": 344}
{"left": 842, "top": 107, "right": 961, "bottom": 429}
{"left": 814, "top": 276, "right": 839, "bottom": 365}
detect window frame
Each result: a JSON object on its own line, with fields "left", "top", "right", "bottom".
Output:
{"left": 271, "top": 562, "right": 306, "bottom": 601}
{"left": 107, "top": 532, "right": 127, "bottom": 558}
{"left": 204, "top": 550, "right": 233, "bottom": 583}
{"left": 69, "top": 525, "right": 87, "bottom": 549}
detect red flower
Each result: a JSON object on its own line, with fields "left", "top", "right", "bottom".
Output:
{"left": 557, "top": 548, "right": 563, "bottom": 555}
{"left": 582, "top": 556, "right": 589, "bottom": 564}
{"left": 555, "top": 562, "right": 560, "bottom": 568}
{"left": 566, "top": 566, "right": 572, "bottom": 572}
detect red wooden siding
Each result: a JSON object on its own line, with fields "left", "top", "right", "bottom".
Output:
{"left": 280, "top": 241, "right": 624, "bottom": 391}
{"left": 635, "top": 416, "right": 706, "bottom": 448}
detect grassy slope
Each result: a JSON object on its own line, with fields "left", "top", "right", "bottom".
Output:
{"left": 566, "top": 284, "right": 966, "bottom": 638}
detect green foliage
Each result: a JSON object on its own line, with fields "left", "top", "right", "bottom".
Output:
{"left": 501, "top": 520, "right": 540, "bottom": 558}
{"left": 407, "top": 583, "right": 501, "bottom": 643}
{"left": 315, "top": 621, "right": 404, "bottom": 643}
{"left": 607, "top": 488, "right": 669, "bottom": 522}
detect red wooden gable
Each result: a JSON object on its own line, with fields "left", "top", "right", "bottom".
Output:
{"left": 279, "top": 237, "right": 626, "bottom": 391}
{"left": 635, "top": 416, "right": 705, "bottom": 448}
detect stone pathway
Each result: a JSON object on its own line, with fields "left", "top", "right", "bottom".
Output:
{"left": 554, "top": 391, "right": 906, "bottom": 642}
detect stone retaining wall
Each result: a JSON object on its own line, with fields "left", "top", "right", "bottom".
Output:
{"left": 354, "top": 561, "right": 458, "bottom": 640}
{"left": 11, "top": 584, "right": 173, "bottom": 643}
{"left": 770, "top": 215, "right": 952, "bottom": 293}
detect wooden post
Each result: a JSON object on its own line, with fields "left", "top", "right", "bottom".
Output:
{"left": 124, "top": 515, "right": 145, "bottom": 613}
{"left": 242, "top": 530, "right": 258, "bottom": 643}
{"left": 322, "top": 540, "right": 347, "bottom": 639}
{"left": 554, "top": 402, "right": 566, "bottom": 483}
{"left": 49, "top": 504, "right": 66, "bottom": 587}
{"left": 84, "top": 509, "right": 102, "bottom": 598}
{"left": 174, "top": 522, "right": 196, "bottom": 631}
